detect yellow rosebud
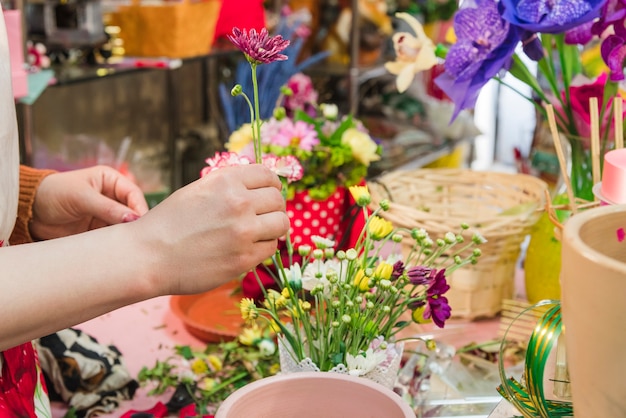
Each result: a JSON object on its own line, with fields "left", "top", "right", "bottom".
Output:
{"left": 197, "top": 377, "right": 216, "bottom": 391}
{"left": 191, "top": 358, "right": 208, "bottom": 375}
{"left": 368, "top": 216, "right": 394, "bottom": 240}
{"left": 341, "top": 128, "right": 380, "bottom": 166}
{"left": 225, "top": 123, "right": 253, "bottom": 153}
{"left": 411, "top": 305, "right": 432, "bottom": 324}
{"left": 374, "top": 262, "right": 393, "bottom": 281}
{"left": 349, "top": 185, "right": 371, "bottom": 206}
{"left": 353, "top": 269, "right": 370, "bottom": 292}
{"left": 207, "top": 354, "right": 223, "bottom": 372}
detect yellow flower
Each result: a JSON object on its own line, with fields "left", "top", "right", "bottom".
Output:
{"left": 207, "top": 354, "right": 223, "bottom": 372}
{"left": 197, "top": 377, "right": 216, "bottom": 391}
{"left": 349, "top": 185, "right": 371, "bottom": 206}
{"left": 374, "top": 262, "right": 393, "bottom": 281}
{"left": 368, "top": 216, "right": 394, "bottom": 240}
{"left": 191, "top": 358, "right": 208, "bottom": 375}
{"left": 353, "top": 269, "right": 370, "bottom": 292}
{"left": 225, "top": 123, "right": 253, "bottom": 153}
{"left": 384, "top": 12, "right": 438, "bottom": 93}
{"left": 269, "top": 363, "right": 281, "bottom": 375}
{"left": 239, "top": 324, "right": 262, "bottom": 346}
{"left": 411, "top": 305, "right": 432, "bottom": 325}
{"left": 240, "top": 298, "right": 258, "bottom": 322}
{"left": 341, "top": 128, "right": 380, "bottom": 166}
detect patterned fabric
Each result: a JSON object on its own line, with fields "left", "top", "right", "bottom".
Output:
{"left": 35, "top": 329, "right": 138, "bottom": 418}
{"left": 0, "top": 7, "right": 52, "bottom": 417}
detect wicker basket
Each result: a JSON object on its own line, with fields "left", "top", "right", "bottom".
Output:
{"left": 368, "top": 168, "right": 547, "bottom": 319}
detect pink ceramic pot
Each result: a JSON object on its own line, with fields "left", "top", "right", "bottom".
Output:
{"left": 215, "top": 372, "right": 415, "bottom": 418}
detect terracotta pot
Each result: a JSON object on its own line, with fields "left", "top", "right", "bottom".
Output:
{"left": 561, "top": 205, "right": 626, "bottom": 417}
{"left": 215, "top": 372, "right": 415, "bottom": 417}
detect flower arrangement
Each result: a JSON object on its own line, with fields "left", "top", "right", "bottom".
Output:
{"left": 386, "top": 0, "right": 626, "bottom": 201}
{"left": 239, "top": 185, "right": 485, "bottom": 378}
{"left": 199, "top": 26, "right": 485, "bottom": 386}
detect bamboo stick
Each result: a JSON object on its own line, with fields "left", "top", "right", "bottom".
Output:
{"left": 545, "top": 104, "right": 578, "bottom": 214}
{"left": 590, "top": 97, "right": 601, "bottom": 188}
{"left": 615, "top": 97, "right": 623, "bottom": 150}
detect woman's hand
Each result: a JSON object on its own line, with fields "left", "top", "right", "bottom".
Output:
{"left": 30, "top": 165, "right": 149, "bottom": 240}
{"left": 129, "top": 163, "right": 289, "bottom": 296}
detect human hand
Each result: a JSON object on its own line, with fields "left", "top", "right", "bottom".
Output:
{"left": 30, "top": 165, "right": 149, "bottom": 240}
{"left": 128, "top": 164, "right": 289, "bottom": 295}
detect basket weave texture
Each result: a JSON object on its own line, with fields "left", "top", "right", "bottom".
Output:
{"left": 368, "top": 169, "right": 547, "bottom": 319}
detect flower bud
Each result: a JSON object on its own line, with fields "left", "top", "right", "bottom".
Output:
{"left": 341, "top": 314, "right": 352, "bottom": 324}
{"left": 273, "top": 106, "right": 286, "bottom": 120}
{"left": 298, "top": 245, "right": 312, "bottom": 257}
{"left": 320, "top": 103, "right": 338, "bottom": 120}
{"left": 312, "top": 249, "right": 324, "bottom": 259}
{"left": 346, "top": 248, "right": 358, "bottom": 260}
{"left": 379, "top": 199, "right": 390, "bottom": 211}
{"left": 231, "top": 84, "right": 243, "bottom": 96}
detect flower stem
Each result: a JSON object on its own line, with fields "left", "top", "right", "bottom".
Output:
{"left": 251, "top": 62, "right": 262, "bottom": 164}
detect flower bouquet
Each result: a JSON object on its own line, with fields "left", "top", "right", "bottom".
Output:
{"left": 198, "top": 27, "right": 484, "bottom": 393}
{"left": 238, "top": 185, "right": 484, "bottom": 388}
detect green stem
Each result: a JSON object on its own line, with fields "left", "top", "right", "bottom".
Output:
{"left": 251, "top": 62, "right": 262, "bottom": 164}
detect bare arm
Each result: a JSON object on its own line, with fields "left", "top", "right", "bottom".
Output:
{"left": 0, "top": 164, "right": 288, "bottom": 350}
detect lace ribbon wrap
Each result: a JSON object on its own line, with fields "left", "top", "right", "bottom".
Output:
{"left": 277, "top": 335, "right": 404, "bottom": 390}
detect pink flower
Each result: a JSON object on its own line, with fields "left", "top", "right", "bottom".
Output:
{"left": 201, "top": 151, "right": 303, "bottom": 183}
{"left": 283, "top": 73, "right": 318, "bottom": 116}
{"left": 227, "top": 27, "right": 290, "bottom": 65}
{"left": 554, "top": 73, "right": 626, "bottom": 145}
{"left": 272, "top": 119, "right": 319, "bottom": 151}
{"left": 260, "top": 118, "right": 289, "bottom": 145}
{"left": 262, "top": 154, "right": 304, "bottom": 183}
{"left": 200, "top": 151, "right": 252, "bottom": 177}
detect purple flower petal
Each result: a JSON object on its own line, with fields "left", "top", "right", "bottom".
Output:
{"left": 500, "top": 0, "right": 607, "bottom": 33}
{"left": 228, "top": 27, "right": 290, "bottom": 65}
{"left": 601, "top": 34, "right": 626, "bottom": 80}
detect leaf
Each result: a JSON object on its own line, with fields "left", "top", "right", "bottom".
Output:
{"left": 176, "top": 345, "right": 194, "bottom": 360}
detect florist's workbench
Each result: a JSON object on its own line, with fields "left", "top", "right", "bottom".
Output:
{"left": 49, "top": 293, "right": 512, "bottom": 418}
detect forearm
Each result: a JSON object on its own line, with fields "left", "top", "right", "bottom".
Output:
{"left": 0, "top": 222, "right": 156, "bottom": 351}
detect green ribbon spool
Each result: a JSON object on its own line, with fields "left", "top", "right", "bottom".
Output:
{"left": 497, "top": 300, "right": 574, "bottom": 418}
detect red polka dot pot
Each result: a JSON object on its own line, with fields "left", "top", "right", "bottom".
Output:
{"left": 284, "top": 187, "right": 347, "bottom": 247}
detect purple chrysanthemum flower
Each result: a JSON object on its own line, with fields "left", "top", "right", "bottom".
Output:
{"left": 391, "top": 260, "right": 405, "bottom": 280}
{"left": 407, "top": 266, "right": 434, "bottom": 285}
{"left": 424, "top": 269, "right": 451, "bottom": 328}
{"left": 228, "top": 27, "right": 290, "bottom": 65}
{"left": 499, "top": 0, "right": 607, "bottom": 33}
{"left": 434, "top": 0, "right": 521, "bottom": 120}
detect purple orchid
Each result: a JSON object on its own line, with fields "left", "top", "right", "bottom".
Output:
{"left": 228, "top": 27, "right": 290, "bottom": 65}
{"left": 499, "top": 0, "right": 608, "bottom": 33}
{"left": 564, "top": 0, "right": 626, "bottom": 81}
{"left": 434, "top": 0, "right": 521, "bottom": 120}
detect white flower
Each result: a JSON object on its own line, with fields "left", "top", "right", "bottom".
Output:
{"left": 302, "top": 259, "right": 348, "bottom": 294}
{"left": 341, "top": 128, "right": 380, "bottom": 166}
{"left": 258, "top": 339, "right": 276, "bottom": 357}
{"left": 346, "top": 348, "right": 386, "bottom": 376}
{"left": 320, "top": 103, "right": 338, "bottom": 120}
{"left": 384, "top": 12, "right": 438, "bottom": 93}
{"left": 311, "top": 235, "right": 335, "bottom": 249}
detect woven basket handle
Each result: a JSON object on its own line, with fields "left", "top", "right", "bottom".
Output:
{"left": 368, "top": 178, "right": 395, "bottom": 202}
